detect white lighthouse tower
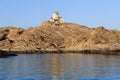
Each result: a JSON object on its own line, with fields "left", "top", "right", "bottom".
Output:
{"left": 53, "top": 12, "right": 59, "bottom": 20}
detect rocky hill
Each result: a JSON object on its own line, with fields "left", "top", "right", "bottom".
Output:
{"left": 0, "top": 21, "right": 120, "bottom": 53}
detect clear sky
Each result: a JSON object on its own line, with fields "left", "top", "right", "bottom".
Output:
{"left": 0, "top": 0, "right": 120, "bottom": 30}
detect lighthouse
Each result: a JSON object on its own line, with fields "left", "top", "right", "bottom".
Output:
{"left": 49, "top": 11, "right": 64, "bottom": 25}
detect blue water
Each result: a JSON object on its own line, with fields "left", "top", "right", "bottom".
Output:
{"left": 0, "top": 54, "right": 120, "bottom": 80}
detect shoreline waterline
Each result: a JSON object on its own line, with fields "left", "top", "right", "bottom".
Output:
{"left": 1, "top": 49, "right": 120, "bottom": 57}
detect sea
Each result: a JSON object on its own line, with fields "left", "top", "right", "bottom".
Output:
{"left": 0, "top": 53, "right": 120, "bottom": 80}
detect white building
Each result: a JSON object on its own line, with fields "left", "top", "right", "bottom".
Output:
{"left": 49, "top": 11, "right": 64, "bottom": 24}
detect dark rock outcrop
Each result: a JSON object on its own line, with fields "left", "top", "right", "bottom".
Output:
{"left": 0, "top": 50, "right": 18, "bottom": 58}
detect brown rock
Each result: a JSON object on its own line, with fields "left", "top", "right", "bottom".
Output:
{"left": 0, "top": 21, "right": 120, "bottom": 53}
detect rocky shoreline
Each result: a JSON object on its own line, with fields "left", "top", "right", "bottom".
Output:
{"left": 1, "top": 21, "right": 120, "bottom": 57}
{"left": 1, "top": 48, "right": 120, "bottom": 58}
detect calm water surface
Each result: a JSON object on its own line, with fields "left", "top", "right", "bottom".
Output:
{"left": 0, "top": 53, "right": 120, "bottom": 80}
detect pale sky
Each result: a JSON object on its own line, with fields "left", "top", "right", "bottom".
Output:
{"left": 0, "top": 0, "right": 120, "bottom": 30}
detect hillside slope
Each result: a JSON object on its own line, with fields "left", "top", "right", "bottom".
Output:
{"left": 0, "top": 21, "right": 120, "bottom": 52}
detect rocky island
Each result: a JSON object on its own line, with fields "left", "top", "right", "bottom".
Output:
{"left": 0, "top": 12, "right": 120, "bottom": 56}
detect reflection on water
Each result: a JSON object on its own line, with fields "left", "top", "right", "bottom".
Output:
{"left": 0, "top": 54, "right": 120, "bottom": 80}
